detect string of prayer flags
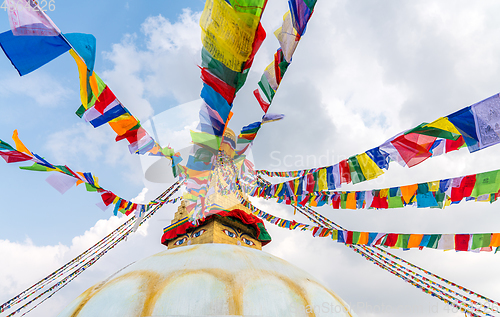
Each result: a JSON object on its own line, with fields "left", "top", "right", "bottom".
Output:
{"left": 185, "top": 0, "right": 268, "bottom": 220}
{"left": 258, "top": 167, "right": 500, "bottom": 210}
{"left": 238, "top": 183, "right": 500, "bottom": 253}
{"left": 252, "top": 0, "right": 318, "bottom": 109}
{"left": 301, "top": 205, "right": 500, "bottom": 310}
{"left": 238, "top": 122, "right": 262, "bottom": 142}
{"left": 75, "top": 77, "right": 166, "bottom": 157}
{"left": 0, "top": 132, "right": 181, "bottom": 215}
{"left": 255, "top": 94, "right": 500, "bottom": 194}
{"left": 240, "top": 1, "right": 316, "bottom": 160}
{"left": 348, "top": 245, "right": 496, "bottom": 315}
{"left": 257, "top": 94, "right": 500, "bottom": 180}
{"left": 235, "top": 112, "right": 285, "bottom": 158}
{"left": 332, "top": 230, "right": 500, "bottom": 252}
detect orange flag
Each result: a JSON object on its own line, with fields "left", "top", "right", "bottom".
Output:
{"left": 12, "top": 130, "right": 32, "bottom": 156}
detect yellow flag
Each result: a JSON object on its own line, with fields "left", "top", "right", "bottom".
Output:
{"left": 69, "top": 49, "right": 88, "bottom": 109}
{"left": 379, "top": 188, "right": 389, "bottom": 198}
{"left": 429, "top": 181, "right": 440, "bottom": 192}
{"left": 356, "top": 153, "right": 384, "bottom": 180}
{"left": 200, "top": 0, "right": 259, "bottom": 72}
{"left": 12, "top": 130, "right": 32, "bottom": 156}
{"left": 318, "top": 168, "right": 328, "bottom": 191}
{"left": 331, "top": 230, "right": 338, "bottom": 241}
{"left": 89, "top": 72, "right": 100, "bottom": 102}
{"left": 69, "top": 50, "right": 100, "bottom": 110}
{"left": 424, "top": 117, "right": 461, "bottom": 135}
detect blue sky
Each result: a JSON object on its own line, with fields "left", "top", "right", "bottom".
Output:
{"left": 2, "top": 1, "right": 500, "bottom": 316}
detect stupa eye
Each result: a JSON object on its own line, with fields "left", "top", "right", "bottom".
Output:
{"left": 174, "top": 237, "right": 187, "bottom": 246}
{"left": 223, "top": 229, "right": 236, "bottom": 238}
{"left": 192, "top": 229, "right": 206, "bottom": 238}
{"left": 242, "top": 238, "right": 254, "bottom": 246}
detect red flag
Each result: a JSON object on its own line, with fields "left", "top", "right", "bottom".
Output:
{"left": 338, "top": 159, "right": 351, "bottom": 184}
{"left": 101, "top": 191, "right": 117, "bottom": 206}
{"left": 455, "top": 234, "right": 470, "bottom": 251}
{"left": 253, "top": 89, "right": 270, "bottom": 113}
{"left": 391, "top": 133, "right": 437, "bottom": 168}
{"left": 200, "top": 67, "right": 236, "bottom": 104}
{"left": 451, "top": 175, "right": 476, "bottom": 202}
{"left": 384, "top": 234, "right": 399, "bottom": 247}
{"left": 93, "top": 86, "right": 117, "bottom": 114}
{"left": 115, "top": 127, "right": 147, "bottom": 143}
{"left": 445, "top": 135, "right": 465, "bottom": 153}
{"left": 0, "top": 151, "right": 32, "bottom": 163}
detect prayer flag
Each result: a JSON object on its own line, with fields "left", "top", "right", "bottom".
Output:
{"left": 64, "top": 33, "right": 96, "bottom": 73}
{"left": 0, "top": 151, "right": 32, "bottom": 163}
{"left": 274, "top": 11, "right": 299, "bottom": 63}
{"left": 391, "top": 133, "right": 437, "bottom": 168}
{"left": 447, "top": 106, "right": 480, "bottom": 152}
{"left": 470, "top": 170, "right": 500, "bottom": 198}
{"left": 12, "top": 130, "right": 32, "bottom": 156}
{"left": 455, "top": 234, "right": 471, "bottom": 251}
{"left": 262, "top": 113, "right": 285, "bottom": 124}
{"left": 356, "top": 152, "right": 384, "bottom": 180}
{"left": 0, "top": 30, "right": 70, "bottom": 76}
{"left": 407, "top": 234, "right": 423, "bottom": 248}
{"left": 471, "top": 93, "right": 500, "bottom": 150}
{"left": 45, "top": 173, "right": 77, "bottom": 195}
{"left": 6, "top": 0, "right": 59, "bottom": 36}
{"left": 347, "top": 156, "right": 366, "bottom": 184}
{"left": 253, "top": 89, "right": 270, "bottom": 112}
{"left": 365, "top": 147, "right": 390, "bottom": 170}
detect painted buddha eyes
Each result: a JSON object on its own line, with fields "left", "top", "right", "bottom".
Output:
{"left": 192, "top": 229, "right": 206, "bottom": 238}
{"left": 222, "top": 227, "right": 255, "bottom": 246}
{"left": 242, "top": 238, "right": 254, "bottom": 246}
{"left": 223, "top": 229, "right": 236, "bottom": 238}
{"left": 174, "top": 237, "right": 187, "bottom": 246}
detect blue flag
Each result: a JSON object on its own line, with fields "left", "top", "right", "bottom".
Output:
{"left": 0, "top": 30, "right": 70, "bottom": 76}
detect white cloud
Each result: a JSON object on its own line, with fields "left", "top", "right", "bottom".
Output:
{"left": 0, "top": 72, "right": 72, "bottom": 108}
{"left": 101, "top": 8, "right": 203, "bottom": 119}
{"left": 131, "top": 187, "right": 148, "bottom": 204}
{"left": 0, "top": 204, "right": 170, "bottom": 317}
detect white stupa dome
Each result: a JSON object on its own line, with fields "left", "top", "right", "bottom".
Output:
{"left": 58, "top": 243, "right": 357, "bottom": 317}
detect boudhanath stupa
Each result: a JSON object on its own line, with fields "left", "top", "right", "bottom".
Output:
{"left": 57, "top": 130, "right": 357, "bottom": 317}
